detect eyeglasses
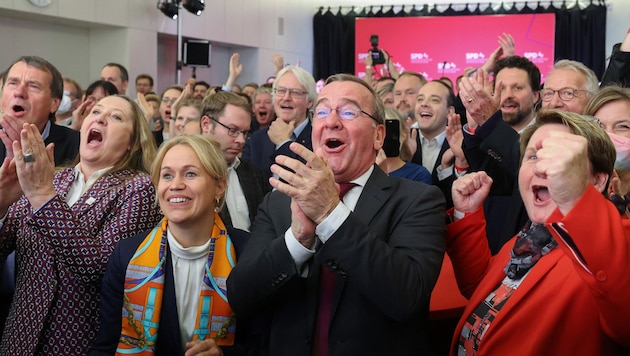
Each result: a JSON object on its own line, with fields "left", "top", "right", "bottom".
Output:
{"left": 273, "top": 87, "right": 308, "bottom": 99}
{"left": 210, "top": 117, "right": 249, "bottom": 138}
{"left": 540, "top": 87, "right": 589, "bottom": 102}
{"left": 311, "top": 104, "right": 381, "bottom": 124}
{"left": 161, "top": 97, "right": 178, "bottom": 105}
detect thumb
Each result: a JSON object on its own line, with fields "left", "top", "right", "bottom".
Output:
{"left": 46, "top": 143, "right": 55, "bottom": 164}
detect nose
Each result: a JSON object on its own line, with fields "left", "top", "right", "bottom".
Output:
{"left": 323, "top": 110, "right": 342, "bottom": 129}
{"left": 234, "top": 132, "right": 246, "bottom": 144}
{"left": 169, "top": 174, "right": 185, "bottom": 189}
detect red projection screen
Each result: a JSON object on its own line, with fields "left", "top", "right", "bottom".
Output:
{"left": 355, "top": 14, "right": 555, "bottom": 84}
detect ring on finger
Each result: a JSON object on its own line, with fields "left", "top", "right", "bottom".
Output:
{"left": 23, "top": 152, "right": 35, "bottom": 163}
{"left": 467, "top": 98, "right": 474, "bottom": 103}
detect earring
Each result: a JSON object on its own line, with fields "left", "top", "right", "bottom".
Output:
{"left": 214, "top": 198, "right": 220, "bottom": 212}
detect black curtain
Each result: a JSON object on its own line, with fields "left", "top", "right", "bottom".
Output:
{"left": 313, "top": 0, "right": 607, "bottom": 80}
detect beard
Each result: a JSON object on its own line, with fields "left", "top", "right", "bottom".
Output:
{"left": 502, "top": 101, "right": 533, "bottom": 128}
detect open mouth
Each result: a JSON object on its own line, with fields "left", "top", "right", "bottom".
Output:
{"left": 12, "top": 105, "right": 25, "bottom": 113}
{"left": 326, "top": 138, "right": 343, "bottom": 149}
{"left": 419, "top": 111, "right": 432, "bottom": 119}
{"left": 87, "top": 129, "right": 103, "bottom": 144}
{"left": 533, "top": 185, "right": 550, "bottom": 202}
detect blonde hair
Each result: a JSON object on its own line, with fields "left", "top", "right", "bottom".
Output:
{"left": 151, "top": 135, "right": 228, "bottom": 211}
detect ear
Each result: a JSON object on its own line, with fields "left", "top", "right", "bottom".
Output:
{"left": 592, "top": 171, "right": 610, "bottom": 194}
{"left": 216, "top": 178, "right": 227, "bottom": 201}
{"left": 373, "top": 123, "right": 385, "bottom": 152}
{"left": 200, "top": 115, "right": 212, "bottom": 135}
{"left": 447, "top": 106, "right": 455, "bottom": 115}
{"left": 50, "top": 97, "right": 61, "bottom": 114}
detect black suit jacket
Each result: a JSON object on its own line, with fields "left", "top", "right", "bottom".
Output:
{"left": 219, "top": 159, "right": 271, "bottom": 230}
{"left": 462, "top": 111, "right": 528, "bottom": 254}
{"left": 0, "top": 121, "right": 80, "bottom": 166}
{"left": 241, "top": 120, "right": 312, "bottom": 178}
{"left": 410, "top": 133, "right": 455, "bottom": 208}
{"left": 89, "top": 226, "right": 250, "bottom": 356}
{"left": 227, "top": 166, "right": 446, "bottom": 355}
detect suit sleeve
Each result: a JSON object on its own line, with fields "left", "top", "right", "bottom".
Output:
{"left": 546, "top": 185, "right": 630, "bottom": 346}
{"left": 227, "top": 192, "right": 300, "bottom": 318}
{"left": 601, "top": 43, "right": 630, "bottom": 88}
{"left": 463, "top": 111, "right": 521, "bottom": 196}
{"left": 25, "top": 174, "right": 159, "bottom": 284}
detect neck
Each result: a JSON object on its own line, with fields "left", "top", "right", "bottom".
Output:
{"left": 168, "top": 214, "right": 216, "bottom": 248}
{"left": 378, "top": 157, "right": 405, "bottom": 174}
{"left": 619, "top": 170, "right": 630, "bottom": 197}
{"left": 511, "top": 112, "right": 535, "bottom": 133}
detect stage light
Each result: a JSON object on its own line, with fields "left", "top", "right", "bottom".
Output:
{"left": 183, "top": 0, "right": 205, "bottom": 16}
{"left": 158, "top": 0, "right": 179, "bottom": 20}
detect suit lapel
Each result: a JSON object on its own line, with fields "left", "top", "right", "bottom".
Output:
{"left": 330, "top": 166, "right": 393, "bottom": 316}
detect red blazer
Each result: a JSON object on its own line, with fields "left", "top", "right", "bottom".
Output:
{"left": 447, "top": 185, "right": 630, "bottom": 355}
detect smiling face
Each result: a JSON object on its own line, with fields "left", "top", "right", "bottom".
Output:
{"left": 415, "top": 81, "right": 451, "bottom": 140}
{"left": 312, "top": 80, "right": 384, "bottom": 183}
{"left": 1, "top": 61, "right": 60, "bottom": 131}
{"left": 594, "top": 99, "right": 630, "bottom": 139}
{"left": 542, "top": 68, "right": 589, "bottom": 114}
{"left": 519, "top": 123, "right": 570, "bottom": 224}
{"left": 79, "top": 96, "right": 134, "bottom": 172}
{"left": 273, "top": 72, "right": 312, "bottom": 125}
{"left": 394, "top": 74, "right": 423, "bottom": 119}
{"left": 253, "top": 92, "right": 274, "bottom": 127}
{"left": 496, "top": 67, "right": 538, "bottom": 129}
{"left": 158, "top": 144, "right": 225, "bottom": 228}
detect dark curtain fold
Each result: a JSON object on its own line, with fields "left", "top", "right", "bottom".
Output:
{"left": 313, "top": 1, "right": 607, "bottom": 80}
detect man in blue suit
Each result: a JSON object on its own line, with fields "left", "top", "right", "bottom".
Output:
{"left": 242, "top": 65, "right": 316, "bottom": 178}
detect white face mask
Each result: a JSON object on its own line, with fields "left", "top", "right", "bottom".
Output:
{"left": 607, "top": 131, "right": 630, "bottom": 172}
{"left": 56, "top": 90, "right": 75, "bottom": 115}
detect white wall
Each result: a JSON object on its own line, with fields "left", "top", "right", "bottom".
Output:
{"left": 0, "top": 0, "right": 626, "bottom": 96}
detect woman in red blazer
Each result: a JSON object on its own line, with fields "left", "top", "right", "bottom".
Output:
{"left": 447, "top": 109, "right": 630, "bottom": 355}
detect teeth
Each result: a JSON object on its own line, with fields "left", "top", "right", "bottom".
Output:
{"left": 169, "top": 197, "right": 188, "bottom": 203}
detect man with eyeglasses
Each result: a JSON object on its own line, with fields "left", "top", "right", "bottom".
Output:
{"left": 228, "top": 74, "right": 446, "bottom": 355}
{"left": 242, "top": 66, "right": 316, "bottom": 178}
{"left": 541, "top": 59, "right": 599, "bottom": 114}
{"left": 200, "top": 91, "right": 270, "bottom": 231}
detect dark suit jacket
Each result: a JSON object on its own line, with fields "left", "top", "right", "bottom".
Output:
{"left": 462, "top": 111, "right": 528, "bottom": 254}
{"left": 241, "top": 120, "right": 312, "bottom": 178}
{"left": 227, "top": 166, "right": 446, "bottom": 355}
{"left": 410, "top": 133, "right": 455, "bottom": 208}
{"left": 89, "top": 226, "right": 250, "bottom": 356}
{"left": 0, "top": 121, "right": 80, "bottom": 166}
{"left": 219, "top": 159, "right": 271, "bottom": 230}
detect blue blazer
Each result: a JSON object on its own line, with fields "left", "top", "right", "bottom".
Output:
{"left": 241, "top": 120, "right": 312, "bottom": 179}
{"left": 89, "top": 226, "right": 250, "bottom": 356}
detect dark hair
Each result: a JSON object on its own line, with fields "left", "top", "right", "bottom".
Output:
{"left": 494, "top": 56, "right": 541, "bottom": 92}
{"left": 85, "top": 80, "right": 119, "bottom": 98}
{"left": 4, "top": 56, "right": 63, "bottom": 121}
{"left": 194, "top": 81, "right": 211, "bottom": 90}
{"left": 103, "top": 62, "right": 129, "bottom": 83}
{"left": 428, "top": 79, "right": 456, "bottom": 107}
{"left": 135, "top": 73, "right": 154, "bottom": 87}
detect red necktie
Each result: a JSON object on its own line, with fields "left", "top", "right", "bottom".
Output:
{"left": 312, "top": 183, "right": 355, "bottom": 356}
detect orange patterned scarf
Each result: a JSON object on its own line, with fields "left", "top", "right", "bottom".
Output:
{"left": 116, "top": 215, "right": 236, "bottom": 355}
